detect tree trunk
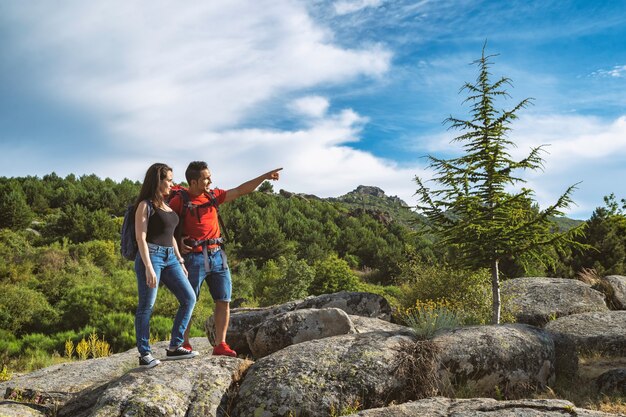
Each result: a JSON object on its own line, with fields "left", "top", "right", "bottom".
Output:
{"left": 491, "top": 258, "right": 500, "bottom": 324}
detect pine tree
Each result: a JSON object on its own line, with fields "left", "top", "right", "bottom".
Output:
{"left": 0, "top": 181, "right": 34, "bottom": 230}
{"left": 414, "top": 45, "right": 583, "bottom": 323}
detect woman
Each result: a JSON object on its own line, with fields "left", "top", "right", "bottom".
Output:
{"left": 134, "top": 163, "right": 197, "bottom": 368}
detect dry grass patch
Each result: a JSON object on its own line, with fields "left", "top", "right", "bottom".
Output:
{"left": 393, "top": 339, "right": 441, "bottom": 401}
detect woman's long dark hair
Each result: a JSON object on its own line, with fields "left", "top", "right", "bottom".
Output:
{"left": 134, "top": 163, "right": 172, "bottom": 213}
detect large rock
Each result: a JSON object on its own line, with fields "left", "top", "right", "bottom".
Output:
{"left": 206, "top": 301, "right": 301, "bottom": 355}
{"left": 295, "top": 291, "right": 392, "bottom": 321}
{"left": 0, "top": 339, "right": 146, "bottom": 415}
{"left": 88, "top": 356, "right": 246, "bottom": 417}
{"left": 246, "top": 308, "right": 356, "bottom": 358}
{"left": 0, "top": 403, "right": 47, "bottom": 417}
{"left": 207, "top": 292, "right": 392, "bottom": 355}
{"left": 343, "top": 397, "right": 620, "bottom": 416}
{"left": 596, "top": 369, "right": 626, "bottom": 395}
{"left": 432, "top": 324, "right": 555, "bottom": 397}
{"left": 502, "top": 277, "right": 608, "bottom": 326}
{"left": 545, "top": 311, "right": 626, "bottom": 356}
{"left": 349, "top": 315, "right": 412, "bottom": 334}
{"left": 0, "top": 338, "right": 245, "bottom": 417}
{"left": 604, "top": 275, "right": 626, "bottom": 309}
{"left": 231, "top": 330, "right": 415, "bottom": 417}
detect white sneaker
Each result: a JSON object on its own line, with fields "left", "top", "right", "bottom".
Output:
{"left": 139, "top": 353, "right": 161, "bottom": 368}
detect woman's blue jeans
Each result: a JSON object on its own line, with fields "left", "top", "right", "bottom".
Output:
{"left": 134, "top": 243, "right": 196, "bottom": 356}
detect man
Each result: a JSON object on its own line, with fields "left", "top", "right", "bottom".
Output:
{"left": 169, "top": 161, "right": 282, "bottom": 356}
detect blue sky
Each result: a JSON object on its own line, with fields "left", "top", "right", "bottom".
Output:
{"left": 1, "top": 0, "right": 625, "bottom": 219}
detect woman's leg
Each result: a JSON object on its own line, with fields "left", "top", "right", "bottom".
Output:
{"left": 161, "top": 254, "right": 197, "bottom": 349}
{"left": 134, "top": 252, "right": 162, "bottom": 356}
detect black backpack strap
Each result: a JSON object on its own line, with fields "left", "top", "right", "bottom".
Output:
{"left": 206, "top": 191, "right": 228, "bottom": 242}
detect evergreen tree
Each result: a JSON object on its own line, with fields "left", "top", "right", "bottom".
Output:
{"left": 414, "top": 46, "right": 583, "bottom": 323}
{"left": 566, "top": 194, "right": 626, "bottom": 276}
{"left": 0, "top": 181, "right": 34, "bottom": 230}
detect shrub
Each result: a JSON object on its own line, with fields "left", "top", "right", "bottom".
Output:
{"left": 397, "top": 261, "right": 493, "bottom": 325}
{"left": 69, "top": 240, "right": 117, "bottom": 271}
{"left": 402, "top": 299, "right": 462, "bottom": 339}
{"left": 310, "top": 254, "right": 360, "bottom": 295}
{"left": 0, "top": 284, "right": 59, "bottom": 335}
{"left": 150, "top": 315, "right": 174, "bottom": 342}
{"left": 92, "top": 312, "right": 135, "bottom": 352}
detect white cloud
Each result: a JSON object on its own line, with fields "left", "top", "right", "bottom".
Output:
{"left": 5, "top": 0, "right": 391, "bottom": 149}
{"left": 84, "top": 106, "right": 428, "bottom": 207}
{"left": 334, "top": 0, "right": 385, "bottom": 15}
{"left": 290, "top": 96, "right": 330, "bottom": 118}
{"left": 590, "top": 64, "right": 626, "bottom": 78}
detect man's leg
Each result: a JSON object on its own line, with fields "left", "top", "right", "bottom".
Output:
{"left": 213, "top": 301, "right": 230, "bottom": 343}
{"left": 208, "top": 250, "right": 236, "bottom": 356}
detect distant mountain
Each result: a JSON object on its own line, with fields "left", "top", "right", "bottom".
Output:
{"left": 329, "top": 185, "right": 423, "bottom": 230}
{"left": 279, "top": 184, "right": 583, "bottom": 232}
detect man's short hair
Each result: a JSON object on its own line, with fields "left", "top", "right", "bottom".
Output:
{"left": 185, "top": 161, "right": 208, "bottom": 184}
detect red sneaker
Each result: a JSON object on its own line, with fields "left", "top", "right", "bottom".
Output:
{"left": 213, "top": 342, "right": 237, "bottom": 357}
{"left": 182, "top": 342, "right": 193, "bottom": 351}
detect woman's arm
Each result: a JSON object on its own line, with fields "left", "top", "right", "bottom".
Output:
{"left": 135, "top": 201, "right": 157, "bottom": 288}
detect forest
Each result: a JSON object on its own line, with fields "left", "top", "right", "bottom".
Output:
{"left": 0, "top": 171, "right": 625, "bottom": 376}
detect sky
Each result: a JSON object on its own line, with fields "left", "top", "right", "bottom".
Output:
{"left": 1, "top": 0, "right": 625, "bottom": 219}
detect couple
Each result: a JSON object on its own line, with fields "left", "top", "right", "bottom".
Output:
{"left": 133, "top": 161, "right": 282, "bottom": 368}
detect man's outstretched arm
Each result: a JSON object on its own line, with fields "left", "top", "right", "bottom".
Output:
{"left": 223, "top": 168, "right": 282, "bottom": 203}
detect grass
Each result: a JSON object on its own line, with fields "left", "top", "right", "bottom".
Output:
{"left": 402, "top": 299, "right": 462, "bottom": 340}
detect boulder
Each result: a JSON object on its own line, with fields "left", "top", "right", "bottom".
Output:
{"left": 0, "top": 339, "right": 145, "bottom": 415}
{"left": 207, "top": 292, "right": 392, "bottom": 355}
{"left": 0, "top": 403, "right": 47, "bottom": 417}
{"left": 0, "top": 338, "right": 244, "bottom": 417}
{"left": 596, "top": 369, "right": 626, "bottom": 395}
{"left": 295, "top": 291, "right": 392, "bottom": 321}
{"left": 88, "top": 356, "right": 246, "bottom": 417}
{"left": 432, "top": 324, "right": 555, "bottom": 397}
{"left": 343, "top": 397, "right": 620, "bottom": 416}
{"left": 502, "top": 277, "right": 608, "bottom": 326}
{"left": 246, "top": 308, "right": 356, "bottom": 358}
{"left": 349, "top": 315, "right": 412, "bottom": 334}
{"left": 205, "top": 301, "right": 301, "bottom": 355}
{"left": 545, "top": 311, "right": 626, "bottom": 356}
{"left": 604, "top": 275, "right": 626, "bottom": 309}
{"left": 231, "top": 330, "right": 416, "bottom": 417}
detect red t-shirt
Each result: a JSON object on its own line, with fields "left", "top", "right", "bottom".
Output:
{"left": 169, "top": 188, "right": 227, "bottom": 252}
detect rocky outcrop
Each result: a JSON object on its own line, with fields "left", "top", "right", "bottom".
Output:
{"left": 545, "top": 311, "right": 626, "bottom": 356}
{"left": 0, "top": 403, "right": 47, "bottom": 417}
{"left": 604, "top": 275, "right": 626, "bottom": 309}
{"left": 295, "top": 291, "right": 392, "bottom": 321}
{"left": 596, "top": 369, "right": 626, "bottom": 395}
{"left": 502, "top": 277, "right": 608, "bottom": 326}
{"left": 0, "top": 339, "right": 143, "bottom": 415}
{"left": 343, "top": 397, "right": 620, "bottom": 416}
{"left": 432, "top": 324, "right": 555, "bottom": 397}
{"left": 4, "top": 291, "right": 624, "bottom": 417}
{"left": 0, "top": 338, "right": 245, "bottom": 417}
{"left": 206, "top": 300, "right": 302, "bottom": 355}
{"left": 88, "top": 356, "right": 245, "bottom": 417}
{"left": 231, "top": 330, "right": 415, "bottom": 417}
{"left": 350, "top": 315, "right": 411, "bottom": 334}
{"left": 245, "top": 308, "right": 356, "bottom": 358}
{"left": 207, "top": 292, "right": 392, "bottom": 356}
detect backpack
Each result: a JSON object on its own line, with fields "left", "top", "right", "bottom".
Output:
{"left": 120, "top": 200, "right": 154, "bottom": 261}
